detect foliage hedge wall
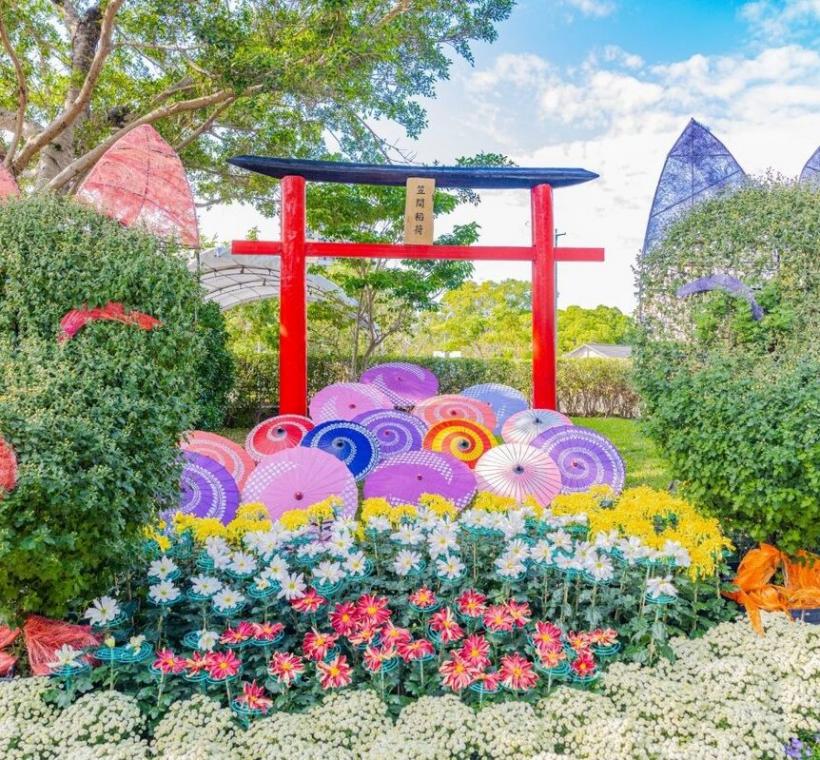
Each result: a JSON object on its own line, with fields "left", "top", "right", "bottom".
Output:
{"left": 634, "top": 179, "right": 820, "bottom": 552}
{"left": 0, "top": 195, "right": 226, "bottom": 621}
{"left": 225, "top": 354, "right": 638, "bottom": 426}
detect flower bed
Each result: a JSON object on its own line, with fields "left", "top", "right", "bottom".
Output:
{"left": 1, "top": 614, "right": 817, "bottom": 759}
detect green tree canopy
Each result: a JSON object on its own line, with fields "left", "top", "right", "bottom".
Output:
{"left": 557, "top": 305, "right": 636, "bottom": 354}
{"left": 0, "top": 0, "right": 513, "bottom": 203}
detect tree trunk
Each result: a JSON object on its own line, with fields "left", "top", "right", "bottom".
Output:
{"left": 35, "top": 5, "right": 102, "bottom": 188}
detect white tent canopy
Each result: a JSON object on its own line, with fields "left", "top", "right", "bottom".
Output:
{"left": 190, "top": 246, "right": 355, "bottom": 311}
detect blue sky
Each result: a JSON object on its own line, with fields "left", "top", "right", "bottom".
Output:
{"left": 202, "top": 0, "right": 820, "bottom": 313}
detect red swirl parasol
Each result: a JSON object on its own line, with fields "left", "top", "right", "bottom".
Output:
{"left": 245, "top": 414, "right": 314, "bottom": 462}
{"left": 412, "top": 394, "right": 497, "bottom": 430}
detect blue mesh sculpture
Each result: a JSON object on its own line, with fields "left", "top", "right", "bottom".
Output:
{"left": 642, "top": 118, "right": 746, "bottom": 254}
{"left": 799, "top": 146, "right": 820, "bottom": 185}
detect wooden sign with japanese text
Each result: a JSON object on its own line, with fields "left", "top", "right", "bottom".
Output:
{"left": 404, "top": 177, "right": 435, "bottom": 245}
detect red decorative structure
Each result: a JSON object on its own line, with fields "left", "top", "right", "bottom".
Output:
{"left": 76, "top": 124, "right": 199, "bottom": 247}
{"left": 58, "top": 301, "right": 161, "bottom": 342}
{"left": 229, "top": 160, "right": 605, "bottom": 414}
{"left": 0, "top": 435, "right": 17, "bottom": 495}
{"left": 0, "top": 165, "right": 20, "bottom": 200}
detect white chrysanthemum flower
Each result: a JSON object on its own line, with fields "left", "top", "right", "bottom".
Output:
{"left": 576, "top": 542, "right": 599, "bottom": 563}
{"left": 436, "top": 554, "right": 465, "bottom": 579}
{"left": 149, "top": 580, "right": 180, "bottom": 604}
{"left": 267, "top": 555, "right": 289, "bottom": 580}
{"left": 345, "top": 551, "right": 368, "bottom": 575}
{"left": 427, "top": 527, "right": 458, "bottom": 557}
{"left": 618, "top": 536, "right": 647, "bottom": 563}
{"left": 550, "top": 529, "right": 573, "bottom": 551}
{"left": 594, "top": 530, "right": 621, "bottom": 550}
{"left": 530, "top": 539, "right": 554, "bottom": 564}
{"left": 277, "top": 571, "right": 307, "bottom": 600}
{"left": 245, "top": 530, "right": 281, "bottom": 557}
{"left": 212, "top": 552, "right": 232, "bottom": 571}
{"left": 213, "top": 588, "right": 245, "bottom": 611}
{"left": 662, "top": 540, "right": 691, "bottom": 568}
{"left": 127, "top": 635, "right": 145, "bottom": 651}
{"left": 366, "top": 516, "right": 391, "bottom": 532}
{"left": 229, "top": 551, "right": 257, "bottom": 575}
{"left": 504, "top": 538, "right": 530, "bottom": 562}
{"left": 313, "top": 560, "right": 345, "bottom": 585}
{"left": 328, "top": 531, "right": 354, "bottom": 557}
{"left": 494, "top": 552, "right": 526, "bottom": 578}
{"left": 586, "top": 554, "right": 615, "bottom": 582}
{"left": 198, "top": 631, "right": 219, "bottom": 651}
{"left": 48, "top": 644, "right": 84, "bottom": 671}
{"left": 500, "top": 510, "right": 527, "bottom": 539}
{"left": 646, "top": 574, "right": 678, "bottom": 599}
{"left": 204, "top": 535, "right": 229, "bottom": 556}
{"left": 190, "top": 574, "right": 222, "bottom": 596}
{"left": 391, "top": 524, "right": 424, "bottom": 546}
{"left": 147, "top": 556, "right": 178, "bottom": 579}
{"left": 83, "top": 595, "right": 120, "bottom": 626}
{"left": 393, "top": 549, "right": 423, "bottom": 576}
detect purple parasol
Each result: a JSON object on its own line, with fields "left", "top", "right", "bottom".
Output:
{"left": 363, "top": 450, "right": 476, "bottom": 509}
{"left": 530, "top": 425, "right": 626, "bottom": 494}
{"left": 310, "top": 382, "right": 393, "bottom": 422}
{"left": 177, "top": 451, "right": 240, "bottom": 524}
{"left": 501, "top": 408, "right": 573, "bottom": 445}
{"left": 242, "top": 447, "right": 358, "bottom": 520}
{"left": 181, "top": 431, "right": 255, "bottom": 490}
{"left": 353, "top": 409, "right": 427, "bottom": 459}
{"left": 301, "top": 420, "right": 380, "bottom": 480}
{"left": 474, "top": 443, "right": 561, "bottom": 506}
{"left": 360, "top": 362, "right": 439, "bottom": 407}
{"left": 461, "top": 383, "right": 528, "bottom": 433}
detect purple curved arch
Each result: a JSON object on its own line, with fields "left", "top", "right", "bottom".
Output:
{"left": 676, "top": 273, "right": 764, "bottom": 321}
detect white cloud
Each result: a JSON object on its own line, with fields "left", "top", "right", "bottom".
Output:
{"left": 741, "top": 0, "right": 820, "bottom": 41}
{"left": 563, "top": 0, "right": 616, "bottom": 17}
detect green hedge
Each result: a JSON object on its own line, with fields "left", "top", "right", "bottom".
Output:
{"left": 225, "top": 354, "right": 638, "bottom": 425}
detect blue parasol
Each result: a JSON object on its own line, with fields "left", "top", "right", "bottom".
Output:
{"left": 301, "top": 420, "right": 380, "bottom": 481}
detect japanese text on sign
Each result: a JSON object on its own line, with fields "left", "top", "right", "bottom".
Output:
{"left": 404, "top": 177, "right": 435, "bottom": 245}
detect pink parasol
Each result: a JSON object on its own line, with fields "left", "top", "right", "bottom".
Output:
{"left": 363, "top": 450, "right": 476, "bottom": 509}
{"left": 0, "top": 165, "right": 20, "bottom": 200}
{"left": 242, "top": 447, "right": 358, "bottom": 520}
{"left": 76, "top": 124, "right": 199, "bottom": 246}
{"left": 245, "top": 414, "right": 314, "bottom": 462}
{"left": 360, "top": 362, "right": 438, "bottom": 407}
{"left": 309, "top": 382, "right": 393, "bottom": 422}
{"left": 474, "top": 443, "right": 562, "bottom": 506}
{"left": 501, "top": 408, "right": 573, "bottom": 445}
{"left": 412, "top": 394, "right": 497, "bottom": 430}
{"left": 0, "top": 435, "right": 17, "bottom": 496}
{"left": 180, "top": 431, "right": 255, "bottom": 491}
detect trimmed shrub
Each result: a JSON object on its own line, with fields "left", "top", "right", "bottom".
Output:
{"left": 635, "top": 179, "right": 820, "bottom": 552}
{"left": 0, "top": 195, "right": 223, "bottom": 621}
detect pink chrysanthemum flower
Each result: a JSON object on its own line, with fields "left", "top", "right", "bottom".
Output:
{"left": 204, "top": 650, "right": 241, "bottom": 681}
{"left": 499, "top": 653, "right": 538, "bottom": 691}
{"left": 236, "top": 680, "right": 273, "bottom": 713}
{"left": 316, "top": 654, "right": 352, "bottom": 689}
{"left": 439, "top": 653, "right": 479, "bottom": 691}
{"left": 268, "top": 652, "right": 304, "bottom": 684}
{"left": 153, "top": 649, "right": 186, "bottom": 675}
{"left": 397, "top": 638, "right": 435, "bottom": 662}
{"left": 291, "top": 588, "right": 327, "bottom": 614}
{"left": 430, "top": 607, "right": 464, "bottom": 644}
{"left": 408, "top": 587, "right": 438, "bottom": 609}
{"left": 303, "top": 628, "right": 339, "bottom": 661}
{"left": 459, "top": 634, "right": 490, "bottom": 669}
{"left": 356, "top": 594, "right": 392, "bottom": 626}
{"left": 483, "top": 604, "right": 515, "bottom": 633}
{"left": 456, "top": 589, "right": 487, "bottom": 618}
{"left": 330, "top": 602, "right": 358, "bottom": 636}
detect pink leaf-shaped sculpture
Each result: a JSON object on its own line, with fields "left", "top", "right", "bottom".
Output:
{"left": 0, "top": 165, "right": 20, "bottom": 200}
{"left": 76, "top": 125, "right": 199, "bottom": 246}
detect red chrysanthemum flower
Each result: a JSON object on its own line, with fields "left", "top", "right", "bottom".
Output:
{"left": 204, "top": 650, "right": 241, "bottom": 681}
{"left": 347, "top": 623, "right": 381, "bottom": 647}
{"left": 476, "top": 669, "right": 501, "bottom": 692}
{"left": 291, "top": 588, "right": 327, "bottom": 614}
{"left": 589, "top": 627, "right": 618, "bottom": 646}
{"left": 430, "top": 606, "right": 464, "bottom": 644}
{"left": 381, "top": 622, "right": 412, "bottom": 647}
{"left": 268, "top": 652, "right": 304, "bottom": 684}
{"left": 499, "top": 653, "right": 538, "bottom": 691}
{"left": 185, "top": 651, "right": 209, "bottom": 676}
{"left": 567, "top": 631, "right": 593, "bottom": 652}
{"left": 356, "top": 594, "right": 392, "bottom": 626}
{"left": 221, "top": 624, "right": 253, "bottom": 645}
{"left": 408, "top": 587, "right": 438, "bottom": 609}
{"left": 532, "top": 621, "right": 563, "bottom": 652}
{"left": 439, "top": 653, "right": 479, "bottom": 691}
{"left": 570, "top": 650, "right": 597, "bottom": 678}
{"left": 303, "top": 628, "right": 339, "bottom": 661}
{"left": 153, "top": 649, "right": 186, "bottom": 675}
{"left": 459, "top": 634, "right": 490, "bottom": 669}
{"left": 537, "top": 645, "right": 567, "bottom": 669}
{"left": 330, "top": 602, "right": 358, "bottom": 636}
{"left": 456, "top": 589, "right": 487, "bottom": 618}
{"left": 505, "top": 600, "right": 532, "bottom": 628}
{"left": 397, "top": 638, "right": 435, "bottom": 662}
{"left": 236, "top": 680, "right": 273, "bottom": 713}
{"left": 252, "top": 621, "right": 284, "bottom": 642}
{"left": 316, "top": 654, "right": 352, "bottom": 689}
{"left": 483, "top": 604, "right": 514, "bottom": 633}
{"left": 363, "top": 644, "right": 397, "bottom": 673}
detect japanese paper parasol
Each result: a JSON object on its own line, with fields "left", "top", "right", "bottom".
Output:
{"left": 474, "top": 443, "right": 562, "bottom": 506}
{"left": 353, "top": 409, "right": 427, "bottom": 459}
{"left": 364, "top": 450, "right": 476, "bottom": 509}
{"left": 177, "top": 451, "right": 240, "bottom": 524}
{"left": 501, "top": 408, "right": 573, "bottom": 445}
{"left": 422, "top": 419, "right": 496, "bottom": 470}
{"left": 360, "top": 362, "right": 439, "bottom": 407}
{"left": 180, "top": 431, "right": 255, "bottom": 490}
{"left": 309, "top": 382, "right": 393, "bottom": 422}
{"left": 461, "top": 383, "right": 528, "bottom": 433}
{"left": 412, "top": 394, "right": 497, "bottom": 431}
{"left": 301, "top": 420, "right": 380, "bottom": 480}
{"left": 242, "top": 447, "right": 358, "bottom": 520}
{"left": 530, "top": 425, "right": 626, "bottom": 494}
{"left": 245, "top": 414, "right": 314, "bottom": 461}
{"left": 0, "top": 435, "right": 17, "bottom": 495}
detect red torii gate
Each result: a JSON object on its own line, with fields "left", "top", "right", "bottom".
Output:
{"left": 229, "top": 158, "right": 605, "bottom": 416}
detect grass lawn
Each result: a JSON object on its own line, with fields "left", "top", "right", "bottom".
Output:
{"left": 572, "top": 416, "right": 672, "bottom": 490}
{"left": 219, "top": 417, "right": 672, "bottom": 491}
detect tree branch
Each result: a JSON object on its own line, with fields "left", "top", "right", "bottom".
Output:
{"left": 174, "top": 97, "right": 235, "bottom": 152}
{"left": 13, "top": 0, "right": 125, "bottom": 173}
{"left": 0, "top": 13, "right": 28, "bottom": 169}
{"left": 47, "top": 87, "right": 248, "bottom": 192}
